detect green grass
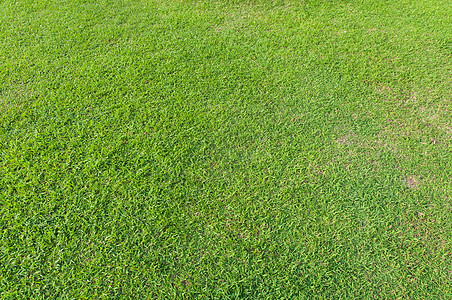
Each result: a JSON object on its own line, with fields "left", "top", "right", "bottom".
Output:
{"left": 1, "top": 0, "right": 452, "bottom": 298}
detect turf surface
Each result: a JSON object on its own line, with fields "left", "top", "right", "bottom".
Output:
{"left": 1, "top": 0, "right": 452, "bottom": 298}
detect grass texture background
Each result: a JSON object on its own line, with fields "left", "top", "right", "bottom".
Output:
{"left": 1, "top": 0, "right": 452, "bottom": 298}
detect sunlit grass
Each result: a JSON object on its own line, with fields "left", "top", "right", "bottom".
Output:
{"left": 1, "top": 0, "right": 451, "bottom": 298}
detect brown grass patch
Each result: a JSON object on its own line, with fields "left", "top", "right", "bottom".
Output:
{"left": 0, "top": 82, "right": 36, "bottom": 112}
{"left": 336, "top": 134, "right": 355, "bottom": 145}
{"left": 405, "top": 175, "right": 422, "bottom": 189}
{"left": 213, "top": 6, "right": 265, "bottom": 33}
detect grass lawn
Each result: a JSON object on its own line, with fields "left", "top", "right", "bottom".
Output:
{"left": 1, "top": 0, "right": 452, "bottom": 298}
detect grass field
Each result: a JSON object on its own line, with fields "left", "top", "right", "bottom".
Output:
{"left": 1, "top": 0, "right": 452, "bottom": 298}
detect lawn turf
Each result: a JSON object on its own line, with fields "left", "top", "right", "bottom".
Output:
{"left": 1, "top": 0, "right": 452, "bottom": 298}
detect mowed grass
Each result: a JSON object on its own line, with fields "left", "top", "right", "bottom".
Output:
{"left": 1, "top": 0, "right": 452, "bottom": 298}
